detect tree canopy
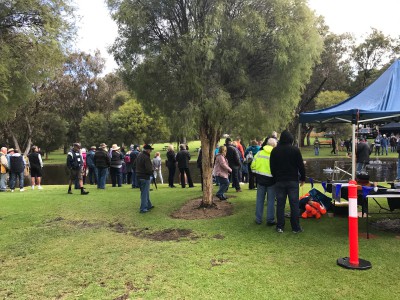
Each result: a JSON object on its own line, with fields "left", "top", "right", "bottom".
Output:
{"left": 108, "top": 0, "right": 323, "bottom": 205}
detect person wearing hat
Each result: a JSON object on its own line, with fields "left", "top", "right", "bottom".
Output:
{"left": 110, "top": 144, "right": 124, "bottom": 187}
{"left": 67, "top": 143, "right": 89, "bottom": 195}
{"left": 134, "top": 144, "right": 154, "bottom": 213}
{"left": 86, "top": 146, "right": 97, "bottom": 185}
{"left": 94, "top": 143, "right": 111, "bottom": 189}
{"left": 245, "top": 140, "right": 261, "bottom": 190}
{"left": 0, "top": 147, "right": 9, "bottom": 192}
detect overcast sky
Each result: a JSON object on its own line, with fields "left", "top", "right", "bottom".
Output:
{"left": 75, "top": 0, "right": 400, "bottom": 74}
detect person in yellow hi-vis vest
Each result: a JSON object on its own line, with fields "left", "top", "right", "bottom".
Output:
{"left": 251, "top": 138, "right": 277, "bottom": 226}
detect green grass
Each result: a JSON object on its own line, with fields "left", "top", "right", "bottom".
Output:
{"left": 1, "top": 184, "right": 400, "bottom": 299}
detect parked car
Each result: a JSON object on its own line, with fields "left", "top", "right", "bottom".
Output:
{"left": 323, "top": 131, "right": 335, "bottom": 138}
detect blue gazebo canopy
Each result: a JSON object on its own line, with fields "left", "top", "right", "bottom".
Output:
{"left": 299, "top": 60, "right": 400, "bottom": 124}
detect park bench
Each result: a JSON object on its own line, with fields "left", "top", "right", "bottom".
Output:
{"left": 318, "top": 140, "right": 332, "bottom": 147}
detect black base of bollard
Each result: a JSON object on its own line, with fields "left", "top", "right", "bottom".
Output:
{"left": 337, "top": 257, "right": 372, "bottom": 270}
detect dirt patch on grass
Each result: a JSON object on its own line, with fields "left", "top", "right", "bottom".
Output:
{"left": 371, "top": 218, "right": 400, "bottom": 233}
{"left": 107, "top": 223, "right": 199, "bottom": 241}
{"left": 170, "top": 197, "right": 234, "bottom": 220}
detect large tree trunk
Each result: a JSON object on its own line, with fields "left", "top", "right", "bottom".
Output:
{"left": 199, "top": 124, "right": 219, "bottom": 207}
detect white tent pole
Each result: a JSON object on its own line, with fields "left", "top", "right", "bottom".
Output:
{"left": 352, "top": 123, "right": 356, "bottom": 180}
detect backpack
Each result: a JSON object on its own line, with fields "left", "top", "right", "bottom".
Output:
{"left": 245, "top": 151, "right": 253, "bottom": 163}
{"left": 124, "top": 155, "right": 131, "bottom": 164}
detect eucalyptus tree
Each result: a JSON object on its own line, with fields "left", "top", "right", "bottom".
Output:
{"left": 108, "top": 0, "right": 322, "bottom": 206}
{"left": 351, "top": 28, "right": 400, "bottom": 92}
{"left": 0, "top": 0, "right": 75, "bottom": 153}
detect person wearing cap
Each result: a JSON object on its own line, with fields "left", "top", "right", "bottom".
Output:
{"left": 66, "top": 143, "right": 89, "bottom": 195}
{"left": 176, "top": 144, "right": 194, "bottom": 188}
{"left": 86, "top": 146, "right": 97, "bottom": 185}
{"left": 129, "top": 145, "right": 140, "bottom": 188}
{"left": 134, "top": 144, "right": 154, "bottom": 213}
{"left": 0, "top": 147, "right": 8, "bottom": 192}
{"left": 110, "top": 144, "right": 124, "bottom": 187}
{"left": 225, "top": 138, "right": 241, "bottom": 192}
{"left": 28, "top": 146, "right": 43, "bottom": 190}
{"left": 9, "top": 148, "right": 26, "bottom": 192}
{"left": 94, "top": 143, "right": 111, "bottom": 189}
{"left": 245, "top": 140, "right": 261, "bottom": 190}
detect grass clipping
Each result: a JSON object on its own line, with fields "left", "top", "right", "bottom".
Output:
{"left": 171, "top": 197, "right": 234, "bottom": 220}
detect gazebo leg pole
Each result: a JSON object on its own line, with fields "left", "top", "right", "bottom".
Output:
{"left": 352, "top": 123, "right": 356, "bottom": 180}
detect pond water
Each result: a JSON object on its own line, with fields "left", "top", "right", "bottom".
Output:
{"left": 39, "top": 158, "right": 398, "bottom": 185}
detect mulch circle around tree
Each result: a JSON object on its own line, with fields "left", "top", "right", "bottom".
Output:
{"left": 170, "top": 196, "right": 234, "bottom": 220}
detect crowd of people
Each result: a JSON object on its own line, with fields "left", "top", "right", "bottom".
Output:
{"left": 0, "top": 146, "right": 44, "bottom": 193}
{"left": 1, "top": 130, "right": 309, "bottom": 233}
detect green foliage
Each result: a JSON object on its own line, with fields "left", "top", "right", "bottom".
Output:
{"left": 351, "top": 28, "right": 400, "bottom": 91}
{"left": 0, "top": 0, "right": 75, "bottom": 120}
{"left": 315, "top": 90, "right": 349, "bottom": 110}
{"left": 109, "top": 0, "right": 323, "bottom": 135}
{"left": 33, "top": 112, "right": 67, "bottom": 156}
{"left": 80, "top": 112, "right": 109, "bottom": 148}
{"left": 109, "top": 99, "right": 150, "bottom": 145}
{"left": 315, "top": 91, "right": 351, "bottom": 137}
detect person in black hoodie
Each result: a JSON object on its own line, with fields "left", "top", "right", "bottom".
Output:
{"left": 270, "top": 130, "right": 305, "bottom": 233}
{"left": 225, "top": 138, "right": 241, "bottom": 192}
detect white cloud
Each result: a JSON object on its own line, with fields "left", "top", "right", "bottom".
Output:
{"left": 308, "top": 0, "right": 400, "bottom": 39}
{"left": 75, "top": 0, "right": 118, "bottom": 74}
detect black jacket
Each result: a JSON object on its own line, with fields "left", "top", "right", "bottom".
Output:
{"left": 270, "top": 130, "right": 305, "bottom": 182}
{"left": 356, "top": 142, "right": 371, "bottom": 163}
{"left": 135, "top": 151, "right": 153, "bottom": 180}
{"left": 225, "top": 144, "right": 241, "bottom": 168}
{"left": 176, "top": 149, "right": 191, "bottom": 169}
{"left": 94, "top": 149, "right": 111, "bottom": 168}
{"left": 110, "top": 150, "right": 123, "bottom": 168}
{"left": 166, "top": 150, "right": 176, "bottom": 168}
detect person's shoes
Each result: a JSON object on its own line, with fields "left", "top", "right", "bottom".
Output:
{"left": 19, "top": 188, "right": 24, "bottom": 192}
{"left": 292, "top": 228, "right": 304, "bottom": 234}
{"left": 255, "top": 220, "right": 262, "bottom": 225}
{"left": 11, "top": 189, "right": 14, "bottom": 193}
{"left": 68, "top": 190, "right": 73, "bottom": 194}
{"left": 266, "top": 222, "right": 276, "bottom": 226}
{"left": 276, "top": 228, "right": 284, "bottom": 233}
{"left": 189, "top": 186, "right": 195, "bottom": 188}
{"left": 140, "top": 210, "right": 149, "bottom": 213}
{"left": 149, "top": 206, "right": 155, "bottom": 210}
{"left": 38, "top": 186, "right": 43, "bottom": 190}
{"left": 31, "top": 185, "right": 35, "bottom": 190}
{"left": 236, "top": 189, "right": 242, "bottom": 192}
{"left": 81, "top": 189, "right": 89, "bottom": 195}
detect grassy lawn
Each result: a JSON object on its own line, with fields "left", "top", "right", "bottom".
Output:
{"left": 1, "top": 184, "right": 400, "bottom": 299}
